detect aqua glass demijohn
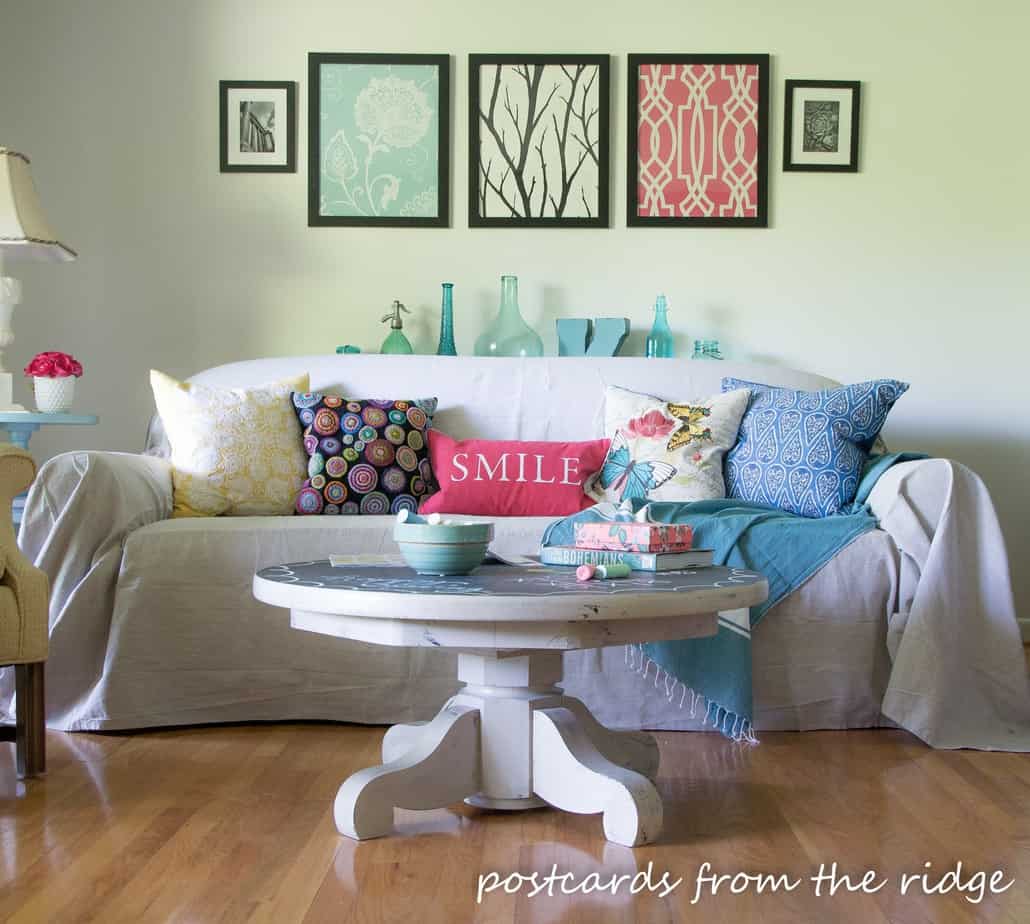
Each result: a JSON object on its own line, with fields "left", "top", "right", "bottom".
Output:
{"left": 473, "top": 275, "right": 543, "bottom": 358}
{"left": 645, "top": 294, "right": 675, "bottom": 358}
{"left": 436, "top": 282, "right": 457, "bottom": 356}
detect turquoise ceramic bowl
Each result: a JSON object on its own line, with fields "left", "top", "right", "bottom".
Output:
{"left": 393, "top": 521, "right": 495, "bottom": 576}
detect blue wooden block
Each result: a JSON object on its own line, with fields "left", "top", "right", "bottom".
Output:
{"left": 587, "top": 318, "right": 630, "bottom": 356}
{"left": 556, "top": 318, "right": 630, "bottom": 357}
{"left": 556, "top": 319, "right": 590, "bottom": 356}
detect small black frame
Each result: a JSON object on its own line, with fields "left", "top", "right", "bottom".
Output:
{"left": 626, "top": 54, "right": 770, "bottom": 228}
{"left": 219, "top": 80, "right": 297, "bottom": 173}
{"left": 783, "top": 79, "right": 861, "bottom": 172}
{"left": 468, "top": 54, "right": 611, "bottom": 228}
{"left": 308, "top": 53, "right": 451, "bottom": 228}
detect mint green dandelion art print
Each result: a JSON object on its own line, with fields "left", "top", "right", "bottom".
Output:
{"left": 309, "top": 54, "right": 450, "bottom": 227}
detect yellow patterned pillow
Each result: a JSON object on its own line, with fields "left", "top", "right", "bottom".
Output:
{"left": 150, "top": 370, "right": 310, "bottom": 517}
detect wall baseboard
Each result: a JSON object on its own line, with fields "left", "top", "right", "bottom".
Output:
{"left": 1021, "top": 618, "right": 1030, "bottom": 644}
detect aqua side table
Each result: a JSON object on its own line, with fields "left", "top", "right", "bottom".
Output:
{"left": 0, "top": 412, "right": 99, "bottom": 526}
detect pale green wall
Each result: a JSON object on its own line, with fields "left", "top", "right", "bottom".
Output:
{"left": 1, "top": 0, "right": 1028, "bottom": 615}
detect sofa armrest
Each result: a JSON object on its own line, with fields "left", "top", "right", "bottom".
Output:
{"left": 863, "top": 457, "right": 1030, "bottom": 747}
{"left": 867, "top": 458, "right": 955, "bottom": 566}
{"left": 19, "top": 451, "right": 172, "bottom": 602}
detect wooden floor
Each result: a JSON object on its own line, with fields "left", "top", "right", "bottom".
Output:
{"left": 1, "top": 720, "right": 1028, "bottom": 924}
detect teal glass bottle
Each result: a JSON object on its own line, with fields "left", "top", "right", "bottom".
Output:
{"left": 474, "top": 275, "right": 543, "bottom": 358}
{"left": 645, "top": 294, "right": 675, "bottom": 358}
{"left": 380, "top": 301, "right": 413, "bottom": 354}
{"left": 436, "top": 283, "right": 457, "bottom": 356}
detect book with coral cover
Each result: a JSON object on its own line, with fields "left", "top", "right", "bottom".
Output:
{"left": 573, "top": 521, "right": 693, "bottom": 553}
{"left": 538, "top": 545, "right": 713, "bottom": 571}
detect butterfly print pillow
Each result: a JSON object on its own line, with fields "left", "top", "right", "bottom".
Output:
{"left": 585, "top": 385, "right": 751, "bottom": 505}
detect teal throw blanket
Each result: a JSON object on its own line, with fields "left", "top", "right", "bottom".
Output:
{"left": 542, "top": 453, "right": 925, "bottom": 741}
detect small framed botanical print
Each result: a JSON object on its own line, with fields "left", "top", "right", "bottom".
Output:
{"left": 783, "top": 80, "right": 861, "bottom": 172}
{"left": 469, "top": 54, "right": 610, "bottom": 228}
{"left": 219, "top": 81, "right": 297, "bottom": 173}
{"left": 627, "top": 54, "right": 769, "bottom": 227}
{"left": 308, "top": 53, "right": 450, "bottom": 227}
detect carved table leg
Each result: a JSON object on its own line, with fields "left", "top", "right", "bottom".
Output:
{"left": 333, "top": 652, "right": 664, "bottom": 846}
{"left": 334, "top": 701, "right": 480, "bottom": 840}
{"left": 532, "top": 706, "right": 663, "bottom": 847}
{"left": 560, "top": 696, "right": 660, "bottom": 781}
{"left": 381, "top": 720, "right": 429, "bottom": 763}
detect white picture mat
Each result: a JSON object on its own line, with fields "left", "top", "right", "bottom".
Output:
{"left": 789, "top": 86, "right": 854, "bottom": 166}
{"left": 225, "top": 87, "right": 289, "bottom": 166}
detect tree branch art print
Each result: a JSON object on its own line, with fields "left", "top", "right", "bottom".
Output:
{"left": 469, "top": 55, "right": 610, "bottom": 227}
{"left": 308, "top": 54, "right": 450, "bottom": 228}
{"left": 627, "top": 54, "right": 769, "bottom": 228}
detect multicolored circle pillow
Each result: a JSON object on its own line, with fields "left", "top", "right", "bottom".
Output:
{"left": 291, "top": 393, "right": 438, "bottom": 516}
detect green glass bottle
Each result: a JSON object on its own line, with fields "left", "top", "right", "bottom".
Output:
{"left": 474, "top": 275, "right": 543, "bottom": 357}
{"left": 645, "top": 294, "right": 675, "bottom": 358}
{"left": 436, "top": 283, "right": 457, "bottom": 356}
{"left": 380, "top": 301, "right": 413, "bottom": 354}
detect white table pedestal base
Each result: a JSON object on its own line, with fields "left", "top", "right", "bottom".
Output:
{"left": 333, "top": 650, "right": 663, "bottom": 847}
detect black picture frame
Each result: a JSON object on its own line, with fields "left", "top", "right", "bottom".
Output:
{"left": 308, "top": 53, "right": 450, "bottom": 228}
{"left": 468, "top": 54, "right": 611, "bottom": 228}
{"left": 783, "top": 80, "right": 861, "bottom": 172}
{"left": 219, "top": 80, "right": 297, "bottom": 173}
{"left": 626, "top": 54, "right": 769, "bottom": 228}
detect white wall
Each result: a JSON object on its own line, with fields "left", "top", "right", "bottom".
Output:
{"left": 1, "top": 0, "right": 1028, "bottom": 616}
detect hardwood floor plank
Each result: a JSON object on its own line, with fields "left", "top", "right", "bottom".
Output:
{"left": 1, "top": 725, "right": 1027, "bottom": 923}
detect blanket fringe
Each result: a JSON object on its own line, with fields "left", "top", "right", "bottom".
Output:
{"left": 625, "top": 644, "right": 759, "bottom": 745}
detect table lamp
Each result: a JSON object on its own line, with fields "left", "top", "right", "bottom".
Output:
{"left": 0, "top": 148, "right": 76, "bottom": 412}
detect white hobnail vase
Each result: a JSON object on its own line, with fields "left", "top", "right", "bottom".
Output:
{"left": 33, "top": 375, "right": 76, "bottom": 413}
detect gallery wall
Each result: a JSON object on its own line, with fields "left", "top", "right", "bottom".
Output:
{"left": 1, "top": 0, "right": 1028, "bottom": 616}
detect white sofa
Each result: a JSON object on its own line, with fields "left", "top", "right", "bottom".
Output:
{"left": 7, "top": 355, "right": 1029, "bottom": 749}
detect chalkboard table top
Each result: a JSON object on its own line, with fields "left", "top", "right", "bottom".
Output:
{"left": 254, "top": 559, "right": 768, "bottom": 624}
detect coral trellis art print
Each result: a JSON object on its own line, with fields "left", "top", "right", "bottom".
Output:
{"left": 308, "top": 53, "right": 450, "bottom": 228}
{"left": 628, "top": 54, "right": 769, "bottom": 227}
{"left": 469, "top": 55, "right": 610, "bottom": 227}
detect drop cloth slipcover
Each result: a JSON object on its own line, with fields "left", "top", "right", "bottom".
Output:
{"left": 4, "top": 356, "right": 1027, "bottom": 749}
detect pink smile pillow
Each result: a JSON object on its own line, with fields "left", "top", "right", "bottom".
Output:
{"left": 419, "top": 430, "right": 609, "bottom": 517}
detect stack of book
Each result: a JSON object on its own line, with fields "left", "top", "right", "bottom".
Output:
{"left": 539, "top": 521, "right": 713, "bottom": 571}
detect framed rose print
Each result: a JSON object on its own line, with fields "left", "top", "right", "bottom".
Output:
{"left": 627, "top": 54, "right": 769, "bottom": 227}
{"left": 468, "top": 54, "right": 610, "bottom": 227}
{"left": 308, "top": 53, "right": 450, "bottom": 227}
{"left": 783, "top": 80, "right": 861, "bottom": 172}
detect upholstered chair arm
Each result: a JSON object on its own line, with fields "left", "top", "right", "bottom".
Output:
{"left": 0, "top": 445, "right": 49, "bottom": 665}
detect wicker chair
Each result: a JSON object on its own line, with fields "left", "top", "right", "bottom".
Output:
{"left": 0, "top": 445, "right": 48, "bottom": 777}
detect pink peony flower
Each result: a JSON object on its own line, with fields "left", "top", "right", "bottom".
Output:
{"left": 692, "top": 451, "right": 703, "bottom": 463}
{"left": 626, "top": 409, "right": 675, "bottom": 439}
{"left": 24, "top": 350, "right": 83, "bottom": 378}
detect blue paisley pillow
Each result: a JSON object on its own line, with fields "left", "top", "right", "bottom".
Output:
{"left": 721, "top": 378, "right": 909, "bottom": 518}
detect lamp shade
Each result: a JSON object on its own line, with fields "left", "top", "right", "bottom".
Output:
{"left": 0, "top": 148, "right": 76, "bottom": 262}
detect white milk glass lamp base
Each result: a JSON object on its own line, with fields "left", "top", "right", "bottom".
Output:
{"left": 0, "top": 278, "right": 25, "bottom": 412}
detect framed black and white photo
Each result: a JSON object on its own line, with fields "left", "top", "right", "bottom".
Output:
{"left": 469, "top": 54, "right": 610, "bottom": 227}
{"left": 308, "top": 53, "right": 450, "bottom": 227}
{"left": 219, "top": 80, "right": 296, "bottom": 173}
{"left": 783, "top": 80, "right": 861, "bottom": 172}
